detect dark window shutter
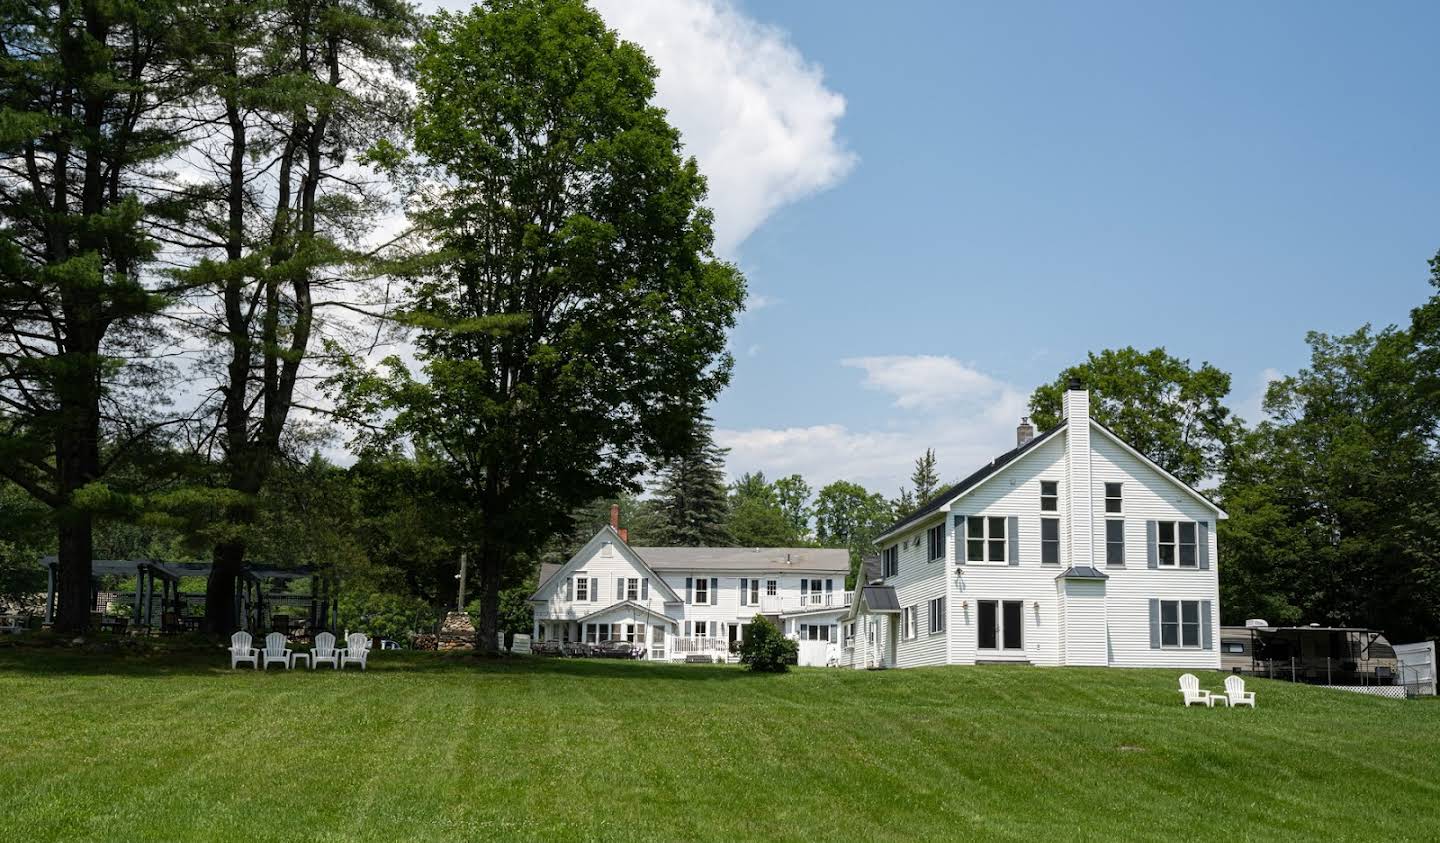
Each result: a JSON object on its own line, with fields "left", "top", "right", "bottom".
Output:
{"left": 1008, "top": 516, "right": 1020, "bottom": 566}
{"left": 590, "top": 578, "right": 598, "bottom": 602}
{"left": 685, "top": 577, "right": 692, "bottom": 604}
{"left": 1146, "top": 521, "right": 1158, "bottom": 569}
{"left": 825, "top": 579, "right": 833, "bottom": 595}
{"left": 740, "top": 578, "right": 748, "bottom": 606}
{"left": 710, "top": 578, "right": 718, "bottom": 605}
{"left": 1201, "top": 600, "right": 1213, "bottom": 650}
{"left": 801, "top": 580, "right": 809, "bottom": 597}
{"left": 1148, "top": 599, "right": 1160, "bottom": 648}
{"left": 684, "top": 621, "right": 691, "bottom": 637}
{"left": 641, "top": 578, "right": 649, "bottom": 600}
{"left": 565, "top": 577, "right": 573, "bottom": 601}
{"left": 1199, "top": 521, "right": 1211, "bottom": 571}
{"left": 955, "top": 515, "right": 966, "bottom": 564}
{"left": 617, "top": 578, "right": 624, "bottom": 600}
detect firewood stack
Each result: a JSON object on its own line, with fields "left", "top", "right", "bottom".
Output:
{"left": 437, "top": 611, "right": 476, "bottom": 651}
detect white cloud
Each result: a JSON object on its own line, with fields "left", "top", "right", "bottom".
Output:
{"left": 718, "top": 358, "right": 1033, "bottom": 492}
{"left": 842, "top": 355, "right": 1018, "bottom": 411}
{"left": 585, "top": 0, "right": 854, "bottom": 255}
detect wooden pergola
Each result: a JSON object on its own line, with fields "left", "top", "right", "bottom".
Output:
{"left": 37, "top": 558, "right": 339, "bottom": 633}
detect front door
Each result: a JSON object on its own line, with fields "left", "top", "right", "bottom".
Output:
{"left": 651, "top": 625, "right": 666, "bottom": 660}
{"left": 727, "top": 623, "right": 740, "bottom": 649}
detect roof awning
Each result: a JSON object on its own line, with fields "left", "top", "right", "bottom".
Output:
{"left": 574, "top": 600, "right": 677, "bottom": 626}
{"left": 1055, "top": 565, "right": 1109, "bottom": 580}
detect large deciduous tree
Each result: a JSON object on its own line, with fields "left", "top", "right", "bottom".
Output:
{"left": 0, "top": 1, "right": 196, "bottom": 631}
{"left": 814, "top": 480, "right": 893, "bottom": 586}
{"left": 1029, "top": 347, "right": 1242, "bottom": 486}
{"left": 335, "top": 0, "right": 744, "bottom": 651}
{"left": 174, "top": 0, "right": 414, "bottom": 632}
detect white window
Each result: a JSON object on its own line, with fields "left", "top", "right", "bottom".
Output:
{"left": 1104, "top": 482, "right": 1123, "bottom": 514}
{"left": 574, "top": 575, "right": 589, "bottom": 602}
{"left": 902, "top": 606, "right": 917, "bottom": 640}
{"left": 882, "top": 545, "right": 899, "bottom": 578}
{"left": 926, "top": 523, "right": 946, "bottom": 562}
{"left": 694, "top": 578, "right": 709, "bottom": 604}
{"left": 1157, "top": 522, "right": 1198, "bottom": 568}
{"left": 799, "top": 624, "right": 832, "bottom": 641}
{"left": 844, "top": 622, "right": 856, "bottom": 648}
{"left": 965, "top": 516, "right": 1007, "bottom": 563}
{"left": 977, "top": 599, "right": 1023, "bottom": 650}
{"left": 927, "top": 597, "right": 946, "bottom": 634}
{"left": 626, "top": 578, "right": 638, "bottom": 600}
{"left": 1040, "top": 480, "right": 1058, "bottom": 512}
{"left": 766, "top": 579, "right": 777, "bottom": 596}
{"left": 1160, "top": 600, "right": 1202, "bottom": 647}
{"left": 749, "top": 579, "right": 759, "bottom": 604}
{"left": 692, "top": 620, "right": 708, "bottom": 638}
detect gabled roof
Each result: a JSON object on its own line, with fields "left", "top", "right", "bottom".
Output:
{"left": 1089, "top": 420, "right": 1227, "bottom": 519}
{"left": 528, "top": 527, "right": 683, "bottom": 603}
{"left": 861, "top": 555, "right": 882, "bottom": 585}
{"left": 848, "top": 585, "right": 901, "bottom": 619}
{"left": 574, "top": 600, "right": 678, "bottom": 626}
{"left": 876, "top": 421, "right": 1067, "bottom": 542}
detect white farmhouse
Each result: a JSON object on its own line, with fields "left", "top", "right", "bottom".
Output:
{"left": 530, "top": 510, "right": 851, "bottom": 665}
{"left": 844, "top": 381, "right": 1225, "bottom": 670}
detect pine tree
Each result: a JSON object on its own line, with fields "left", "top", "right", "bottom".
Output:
{"left": 653, "top": 418, "right": 732, "bottom": 546}
{"left": 910, "top": 448, "right": 940, "bottom": 504}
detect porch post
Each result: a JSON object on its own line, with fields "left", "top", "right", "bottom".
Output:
{"left": 133, "top": 567, "right": 144, "bottom": 625}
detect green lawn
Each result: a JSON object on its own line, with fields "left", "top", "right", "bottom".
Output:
{"left": 1, "top": 646, "right": 1437, "bottom": 841}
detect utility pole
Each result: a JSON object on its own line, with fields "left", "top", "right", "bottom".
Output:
{"left": 456, "top": 552, "right": 468, "bottom": 612}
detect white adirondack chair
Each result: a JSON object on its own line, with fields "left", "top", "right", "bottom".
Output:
{"left": 262, "top": 632, "right": 292, "bottom": 670}
{"left": 230, "top": 631, "right": 259, "bottom": 670}
{"left": 1178, "top": 673, "right": 1213, "bottom": 707}
{"left": 1224, "top": 674, "right": 1256, "bottom": 708}
{"left": 339, "top": 632, "right": 371, "bottom": 671}
{"left": 311, "top": 631, "right": 340, "bottom": 669}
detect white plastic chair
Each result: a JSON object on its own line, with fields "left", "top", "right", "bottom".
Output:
{"left": 230, "top": 631, "right": 259, "bottom": 670}
{"left": 310, "top": 631, "right": 340, "bottom": 669}
{"left": 339, "top": 632, "right": 371, "bottom": 671}
{"left": 1178, "top": 673, "right": 1213, "bottom": 707}
{"left": 261, "top": 632, "right": 292, "bottom": 670}
{"left": 1224, "top": 674, "right": 1256, "bottom": 708}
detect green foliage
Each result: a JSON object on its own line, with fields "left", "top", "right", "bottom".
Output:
{"left": 1030, "top": 347, "right": 1242, "bottom": 485}
{"left": 909, "top": 448, "right": 940, "bottom": 504}
{"left": 652, "top": 418, "right": 733, "bottom": 546}
{"left": 773, "top": 474, "right": 813, "bottom": 538}
{"left": 339, "top": 590, "right": 439, "bottom": 645}
{"left": 737, "top": 614, "right": 796, "bottom": 672}
{"left": 814, "top": 481, "right": 894, "bottom": 585}
{"left": 726, "top": 471, "right": 802, "bottom": 546}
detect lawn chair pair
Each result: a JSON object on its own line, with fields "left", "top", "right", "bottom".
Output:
{"left": 1179, "top": 673, "right": 1256, "bottom": 708}
{"left": 229, "top": 631, "right": 372, "bottom": 671}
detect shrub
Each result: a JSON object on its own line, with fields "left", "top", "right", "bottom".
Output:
{"left": 738, "top": 614, "right": 797, "bottom": 673}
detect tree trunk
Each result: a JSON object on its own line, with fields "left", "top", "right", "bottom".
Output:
{"left": 204, "top": 540, "right": 246, "bottom": 634}
{"left": 476, "top": 543, "right": 501, "bottom": 654}
{"left": 54, "top": 513, "right": 93, "bottom": 633}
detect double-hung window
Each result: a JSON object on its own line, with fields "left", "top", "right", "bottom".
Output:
{"left": 882, "top": 545, "right": 899, "bottom": 578}
{"left": 574, "top": 575, "right": 589, "bottom": 602}
{"left": 625, "top": 578, "right": 638, "bottom": 600}
{"left": 1106, "top": 520, "right": 1125, "bottom": 565}
{"left": 1041, "top": 518, "right": 1060, "bottom": 565}
{"left": 1159, "top": 600, "right": 1201, "bottom": 647}
{"left": 902, "top": 606, "right": 917, "bottom": 640}
{"left": 748, "top": 578, "right": 759, "bottom": 604}
{"left": 1104, "top": 483, "right": 1123, "bottom": 514}
{"left": 1157, "top": 521, "right": 1198, "bottom": 568}
{"left": 927, "top": 597, "right": 946, "bottom": 634}
{"left": 1040, "top": 480, "right": 1058, "bottom": 512}
{"left": 694, "top": 577, "right": 709, "bottom": 604}
{"left": 966, "top": 516, "right": 1007, "bottom": 563}
{"left": 926, "top": 523, "right": 946, "bottom": 562}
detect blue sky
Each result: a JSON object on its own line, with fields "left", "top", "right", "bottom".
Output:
{"left": 425, "top": 1, "right": 1440, "bottom": 493}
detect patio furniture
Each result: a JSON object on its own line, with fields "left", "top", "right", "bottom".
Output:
{"left": 1178, "top": 673, "right": 1213, "bottom": 707}
{"left": 1223, "top": 675, "right": 1256, "bottom": 708}
{"left": 289, "top": 651, "right": 312, "bottom": 669}
{"left": 310, "top": 632, "right": 340, "bottom": 669}
{"left": 230, "top": 631, "right": 260, "bottom": 670}
{"left": 339, "top": 632, "right": 371, "bottom": 670}
{"left": 261, "top": 632, "right": 293, "bottom": 670}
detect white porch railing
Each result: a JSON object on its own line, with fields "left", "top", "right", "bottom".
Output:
{"left": 754, "top": 591, "right": 853, "bottom": 615}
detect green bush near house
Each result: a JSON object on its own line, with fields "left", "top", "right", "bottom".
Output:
{"left": 738, "top": 613, "right": 797, "bottom": 672}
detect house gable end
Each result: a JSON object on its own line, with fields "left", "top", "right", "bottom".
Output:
{"left": 528, "top": 526, "right": 683, "bottom": 603}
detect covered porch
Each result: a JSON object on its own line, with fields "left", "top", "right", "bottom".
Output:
{"left": 534, "top": 600, "right": 675, "bottom": 660}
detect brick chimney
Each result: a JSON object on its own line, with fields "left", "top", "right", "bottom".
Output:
{"left": 1016, "top": 416, "right": 1035, "bottom": 448}
{"left": 610, "top": 504, "right": 628, "bottom": 542}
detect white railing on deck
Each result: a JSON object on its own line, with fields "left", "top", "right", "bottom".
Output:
{"left": 671, "top": 637, "right": 729, "bottom": 655}
{"left": 754, "top": 591, "right": 853, "bottom": 615}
